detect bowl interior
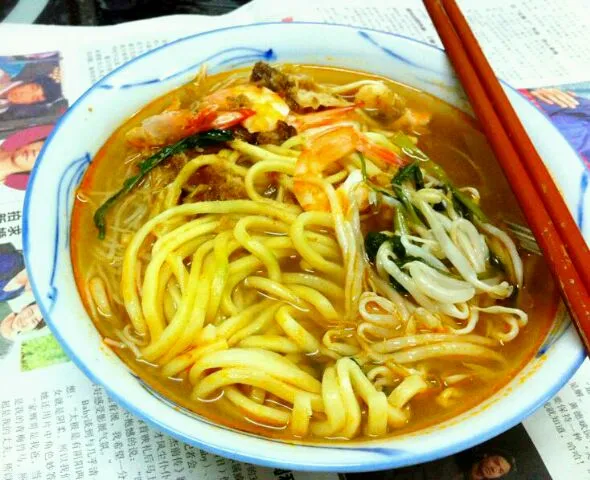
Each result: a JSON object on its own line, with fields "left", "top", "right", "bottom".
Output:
{"left": 23, "top": 22, "right": 586, "bottom": 472}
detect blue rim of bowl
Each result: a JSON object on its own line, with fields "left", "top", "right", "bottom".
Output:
{"left": 22, "top": 22, "right": 587, "bottom": 472}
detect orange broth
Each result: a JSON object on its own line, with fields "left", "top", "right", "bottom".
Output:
{"left": 71, "top": 65, "right": 558, "bottom": 442}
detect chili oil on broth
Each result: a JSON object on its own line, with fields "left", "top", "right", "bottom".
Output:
{"left": 71, "top": 64, "right": 558, "bottom": 443}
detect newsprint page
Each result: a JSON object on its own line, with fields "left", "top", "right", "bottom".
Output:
{"left": 1, "top": 0, "right": 589, "bottom": 479}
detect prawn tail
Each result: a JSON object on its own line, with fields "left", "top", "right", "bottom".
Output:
{"left": 184, "top": 105, "right": 218, "bottom": 135}
{"left": 358, "top": 136, "right": 405, "bottom": 167}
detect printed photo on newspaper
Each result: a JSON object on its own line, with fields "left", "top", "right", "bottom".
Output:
{"left": 1, "top": 1, "right": 589, "bottom": 479}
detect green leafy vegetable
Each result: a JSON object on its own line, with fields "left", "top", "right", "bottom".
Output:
{"left": 391, "top": 162, "right": 417, "bottom": 185}
{"left": 415, "top": 166, "right": 425, "bottom": 190}
{"left": 391, "top": 132, "right": 430, "bottom": 162}
{"left": 451, "top": 187, "right": 487, "bottom": 222}
{"left": 365, "top": 229, "right": 434, "bottom": 293}
{"left": 488, "top": 251, "right": 504, "bottom": 272}
{"left": 93, "top": 129, "right": 234, "bottom": 239}
{"left": 358, "top": 153, "right": 396, "bottom": 198}
{"left": 393, "top": 206, "right": 409, "bottom": 236}
{"left": 391, "top": 234, "right": 406, "bottom": 259}
{"left": 365, "top": 231, "right": 391, "bottom": 262}
{"left": 414, "top": 160, "right": 487, "bottom": 222}
{"left": 433, "top": 201, "right": 446, "bottom": 212}
{"left": 390, "top": 161, "right": 426, "bottom": 229}
{"left": 392, "top": 184, "right": 422, "bottom": 226}
{"left": 392, "top": 161, "right": 423, "bottom": 189}
{"left": 393, "top": 255, "right": 423, "bottom": 267}
{"left": 392, "top": 132, "right": 486, "bottom": 221}
{"left": 387, "top": 255, "right": 424, "bottom": 294}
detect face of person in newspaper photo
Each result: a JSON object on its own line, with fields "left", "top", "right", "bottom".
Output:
{"left": 471, "top": 454, "right": 513, "bottom": 480}
{"left": 6, "top": 82, "right": 47, "bottom": 105}
{"left": 1, "top": 76, "right": 62, "bottom": 108}
{"left": 0, "top": 53, "right": 66, "bottom": 122}
{"left": 0, "top": 124, "right": 53, "bottom": 190}
{"left": 1, "top": 138, "right": 43, "bottom": 169}
{"left": 0, "top": 303, "right": 43, "bottom": 340}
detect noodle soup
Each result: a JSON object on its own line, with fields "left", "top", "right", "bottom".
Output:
{"left": 71, "top": 63, "right": 557, "bottom": 442}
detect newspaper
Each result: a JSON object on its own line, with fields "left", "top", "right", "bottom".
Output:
{"left": 1, "top": 0, "right": 589, "bottom": 478}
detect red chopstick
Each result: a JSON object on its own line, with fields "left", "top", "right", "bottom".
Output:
{"left": 440, "top": 0, "right": 590, "bottom": 291}
{"left": 423, "top": 0, "right": 590, "bottom": 351}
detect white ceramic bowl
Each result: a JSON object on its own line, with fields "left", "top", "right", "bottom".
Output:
{"left": 24, "top": 23, "right": 586, "bottom": 472}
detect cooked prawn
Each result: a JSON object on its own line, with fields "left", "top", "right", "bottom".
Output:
{"left": 127, "top": 83, "right": 289, "bottom": 147}
{"left": 288, "top": 105, "right": 359, "bottom": 132}
{"left": 336, "top": 169, "right": 371, "bottom": 212}
{"left": 126, "top": 105, "right": 254, "bottom": 147}
{"left": 201, "top": 84, "right": 290, "bottom": 133}
{"left": 392, "top": 109, "right": 432, "bottom": 133}
{"left": 293, "top": 126, "right": 405, "bottom": 212}
{"left": 354, "top": 82, "right": 405, "bottom": 120}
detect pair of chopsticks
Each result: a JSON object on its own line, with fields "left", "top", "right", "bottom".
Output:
{"left": 423, "top": 0, "right": 590, "bottom": 352}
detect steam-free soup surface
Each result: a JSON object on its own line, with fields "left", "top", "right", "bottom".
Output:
{"left": 72, "top": 63, "right": 557, "bottom": 442}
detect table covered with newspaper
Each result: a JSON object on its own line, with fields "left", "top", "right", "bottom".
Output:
{"left": 1, "top": 1, "right": 589, "bottom": 478}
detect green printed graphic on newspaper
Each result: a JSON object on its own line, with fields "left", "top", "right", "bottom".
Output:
{"left": 21, "top": 334, "right": 69, "bottom": 371}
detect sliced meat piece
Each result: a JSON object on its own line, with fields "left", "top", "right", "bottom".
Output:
{"left": 355, "top": 83, "right": 406, "bottom": 121}
{"left": 185, "top": 163, "right": 247, "bottom": 202}
{"left": 254, "top": 121, "right": 297, "bottom": 145}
